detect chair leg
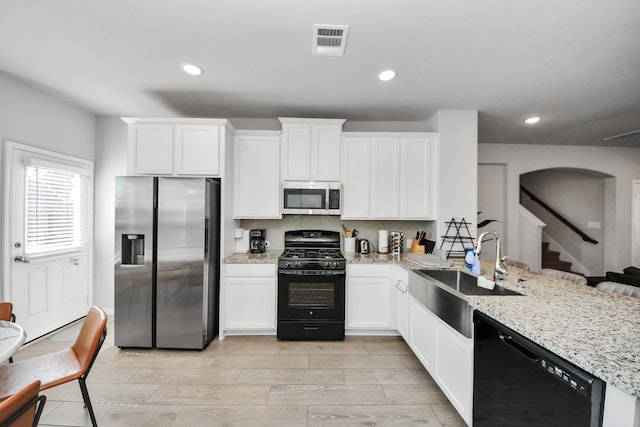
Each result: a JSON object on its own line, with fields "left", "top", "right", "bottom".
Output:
{"left": 78, "top": 377, "right": 98, "bottom": 427}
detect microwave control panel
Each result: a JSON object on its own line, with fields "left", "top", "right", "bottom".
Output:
{"left": 328, "top": 189, "right": 340, "bottom": 210}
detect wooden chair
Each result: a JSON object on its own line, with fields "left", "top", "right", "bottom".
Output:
{"left": 0, "top": 306, "right": 107, "bottom": 427}
{"left": 0, "top": 381, "right": 45, "bottom": 427}
{"left": 0, "top": 303, "right": 17, "bottom": 363}
{"left": 0, "top": 303, "right": 15, "bottom": 323}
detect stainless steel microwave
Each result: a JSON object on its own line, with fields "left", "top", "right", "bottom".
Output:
{"left": 282, "top": 181, "right": 341, "bottom": 215}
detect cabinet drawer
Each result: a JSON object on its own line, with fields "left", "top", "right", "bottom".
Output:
{"left": 347, "top": 264, "right": 391, "bottom": 277}
{"left": 225, "top": 263, "right": 276, "bottom": 277}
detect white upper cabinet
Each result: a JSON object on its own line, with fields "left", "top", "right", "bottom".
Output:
{"left": 128, "top": 123, "right": 174, "bottom": 175}
{"left": 123, "top": 118, "right": 230, "bottom": 176}
{"left": 400, "top": 135, "right": 438, "bottom": 219}
{"left": 279, "top": 118, "right": 345, "bottom": 181}
{"left": 174, "top": 125, "right": 220, "bottom": 175}
{"left": 341, "top": 136, "right": 371, "bottom": 219}
{"left": 371, "top": 137, "right": 401, "bottom": 219}
{"left": 342, "top": 132, "right": 438, "bottom": 220}
{"left": 233, "top": 131, "right": 281, "bottom": 219}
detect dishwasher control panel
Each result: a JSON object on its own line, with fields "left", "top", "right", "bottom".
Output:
{"left": 540, "top": 358, "right": 589, "bottom": 398}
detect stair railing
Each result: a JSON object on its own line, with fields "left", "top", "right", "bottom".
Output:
{"left": 520, "top": 185, "right": 598, "bottom": 244}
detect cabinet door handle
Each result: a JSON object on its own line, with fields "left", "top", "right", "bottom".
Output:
{"left": 394, "top": 280, "right": 408, "bottom": 293}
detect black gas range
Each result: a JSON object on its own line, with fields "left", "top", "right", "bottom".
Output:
{"left": 277, "top": 230, "right": 346, "bottom": 340}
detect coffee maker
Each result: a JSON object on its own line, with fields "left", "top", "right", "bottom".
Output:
{"left": 249, "top": 229, "right": 267, "bottom": 253}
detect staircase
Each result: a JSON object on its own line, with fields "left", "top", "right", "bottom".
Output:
{"left": 541, "top": 242, "right": 573, "bottom": 272}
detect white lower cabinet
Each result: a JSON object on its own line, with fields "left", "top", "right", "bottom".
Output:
{"left": 346, "top": 264, "right": 392, "bottom": 331}
{"left": 408, "top": 295, "right": 437, "bottom": 371}
{"left": 433, "top": 317, "right": 473, "bottom": 425}
{"left": 392, "top": 266, "right": 410, "bottom": 340}
{"left": 408, "top": 293, "right": 473, "bottom": 425}
{"left": 223, "top": 264, "right": 276, "bottom": 335}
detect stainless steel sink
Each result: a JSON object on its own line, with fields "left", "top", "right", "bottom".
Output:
{"left": 414, "top": 269, "right": 522, "bottom": 296}
{"left": 408, "top": 269, "right": 522, "bottom": 338}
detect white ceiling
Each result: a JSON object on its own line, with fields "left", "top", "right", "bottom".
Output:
{"left": 1, "top": 0, "right": 639, "bottom": 146}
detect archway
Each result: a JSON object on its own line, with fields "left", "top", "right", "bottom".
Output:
{"left": 519, "top": 168, "right": 612, "bottom": 276}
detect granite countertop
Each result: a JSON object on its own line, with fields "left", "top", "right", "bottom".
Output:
{"left": 224, "top": 250, "right": 281, "bottom": 264}
{"left": 344, "top": 252, "right": 435, "bottom": 270}
{"left": 466, "top": 260, "right": 640, "bottom": 398}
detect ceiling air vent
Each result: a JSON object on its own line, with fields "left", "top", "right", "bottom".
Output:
{"left": 312, "top": 24, "right": 349, "bottom": 56}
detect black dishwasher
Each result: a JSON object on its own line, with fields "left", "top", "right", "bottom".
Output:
{"left": 473, "top": 311, "right": 605, "bottom": 427}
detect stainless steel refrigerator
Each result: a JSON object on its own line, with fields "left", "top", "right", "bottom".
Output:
{"left": 114, "top": 176, "right": 220, "bottom": 349}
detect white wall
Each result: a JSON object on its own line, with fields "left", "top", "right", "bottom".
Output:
{"left": 479, "top": 143, "right": 640, "bottom": 272}
{"left": 0, "top": 73, "right": 95, "bottom": 160}
{"left": 428, "top": 110, "right": 478, "bottom": 250}
{"left": 0, "top": 72, "right": 95, "bottom": 297}
{"left": 93, "top": 117, "right": 128, "bottom": 312}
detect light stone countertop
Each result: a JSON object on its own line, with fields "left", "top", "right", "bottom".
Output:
{"left": 224, "top": 250, "right": 640, "bottom": 397}
{"left": 223, "top": 250, "right": 281, "bottom": 264}
{"left": 465, "top": 260, "right": 640, "bottom": 398}
{"left": 344, "top": 252, "right": 440, "bottom": 270}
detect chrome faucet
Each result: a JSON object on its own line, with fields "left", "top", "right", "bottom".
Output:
{"left": 474, "top": 230, "right": 508, "bottom": 281}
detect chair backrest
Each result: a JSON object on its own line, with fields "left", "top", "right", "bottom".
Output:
{"left": 596, "top": 281, "right": 640, "bottom": 298}
{"left": 541, "top": 268, "right": 588, "bottom": 286}
{"left": 71, "top": 306, "right": 107, "bottom": 372}
{"left": 0, "top": 380, "right": 45, "bottom": 427}
{"left": 0, "top": 303, "right": 13, "bottom": 322}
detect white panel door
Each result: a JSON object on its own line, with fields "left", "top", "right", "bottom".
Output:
{"left": 234, "top": 132, "right": 281, "bottom": 219}
{"left": 371, "top": 137, "right": 400, "bottom": 218}
{"left": 341, "top": 137, "right": 371, "bottom": 219}
{"left": 346, "top": 277, "right": 391, "bottom": 329}
{"left": 281, "top": 123, "right": 311, "bottom": 181}
{"left": 400, "top": 135, "right": 437, "bottom": 219}
{"left": 174, "top": 125, "right": 220, "bottom": 176}
{"left": 4, "top": 142, "right": 91, "bottom": 341}
{"left": 224, "top": 277, "right": 276, "bottom": 330}
{"left": 312, "top": 124, "right": 342, "bottom": 181}
{"left": 128, "top": 124, "right": 173, "bottom": 175}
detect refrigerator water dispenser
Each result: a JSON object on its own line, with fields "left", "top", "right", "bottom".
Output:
{"left": 122, "top": 234, "right": 145, "bottom": 265}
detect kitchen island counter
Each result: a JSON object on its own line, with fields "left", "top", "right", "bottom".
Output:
{"left": 466, "top": 261, "right": 640, "bottom": 399}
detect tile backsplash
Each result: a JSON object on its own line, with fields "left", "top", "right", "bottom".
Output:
{"left": 240, "top": 216, "right": 437, "bottom": 252}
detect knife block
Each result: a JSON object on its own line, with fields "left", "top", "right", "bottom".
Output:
{"left": 410, "top": 239, "right": 426, "bottom": 254}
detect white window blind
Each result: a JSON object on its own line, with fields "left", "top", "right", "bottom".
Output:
{"left": 24, "top": 165, "right": 87, "bottom": 255}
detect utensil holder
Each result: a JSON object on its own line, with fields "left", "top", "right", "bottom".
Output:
{"left": 344, "top": 237, "right": 356, "bottom": 253}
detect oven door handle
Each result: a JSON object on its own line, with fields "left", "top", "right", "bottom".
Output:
{"left": 278, "top": 270, "right": 345, "bottom": 276}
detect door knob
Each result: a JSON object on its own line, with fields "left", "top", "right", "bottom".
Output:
{"left": 14, "top": 255, "right": 30, "bottom": 263}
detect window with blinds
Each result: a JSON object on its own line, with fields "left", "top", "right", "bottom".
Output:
{"left": 24, "top": 165, "right": 87, "bottom": 255}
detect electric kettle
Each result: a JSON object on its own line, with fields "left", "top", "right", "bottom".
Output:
{"left": 356, "top": 239, "right": 375, "bottom": 254}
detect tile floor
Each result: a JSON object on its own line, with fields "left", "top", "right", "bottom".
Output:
{"left": 13, "top": 320, "right": 466, "bottom": 426}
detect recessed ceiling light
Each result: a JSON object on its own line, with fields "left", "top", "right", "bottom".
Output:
{"left": 181, "top": 62, "right": 203, "bottom": 76}
{"left": 378, "top": 70, "right": 396, "bottom": 81}
{"left": 524, "top": 116, "right": 541, "bottom": 125}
